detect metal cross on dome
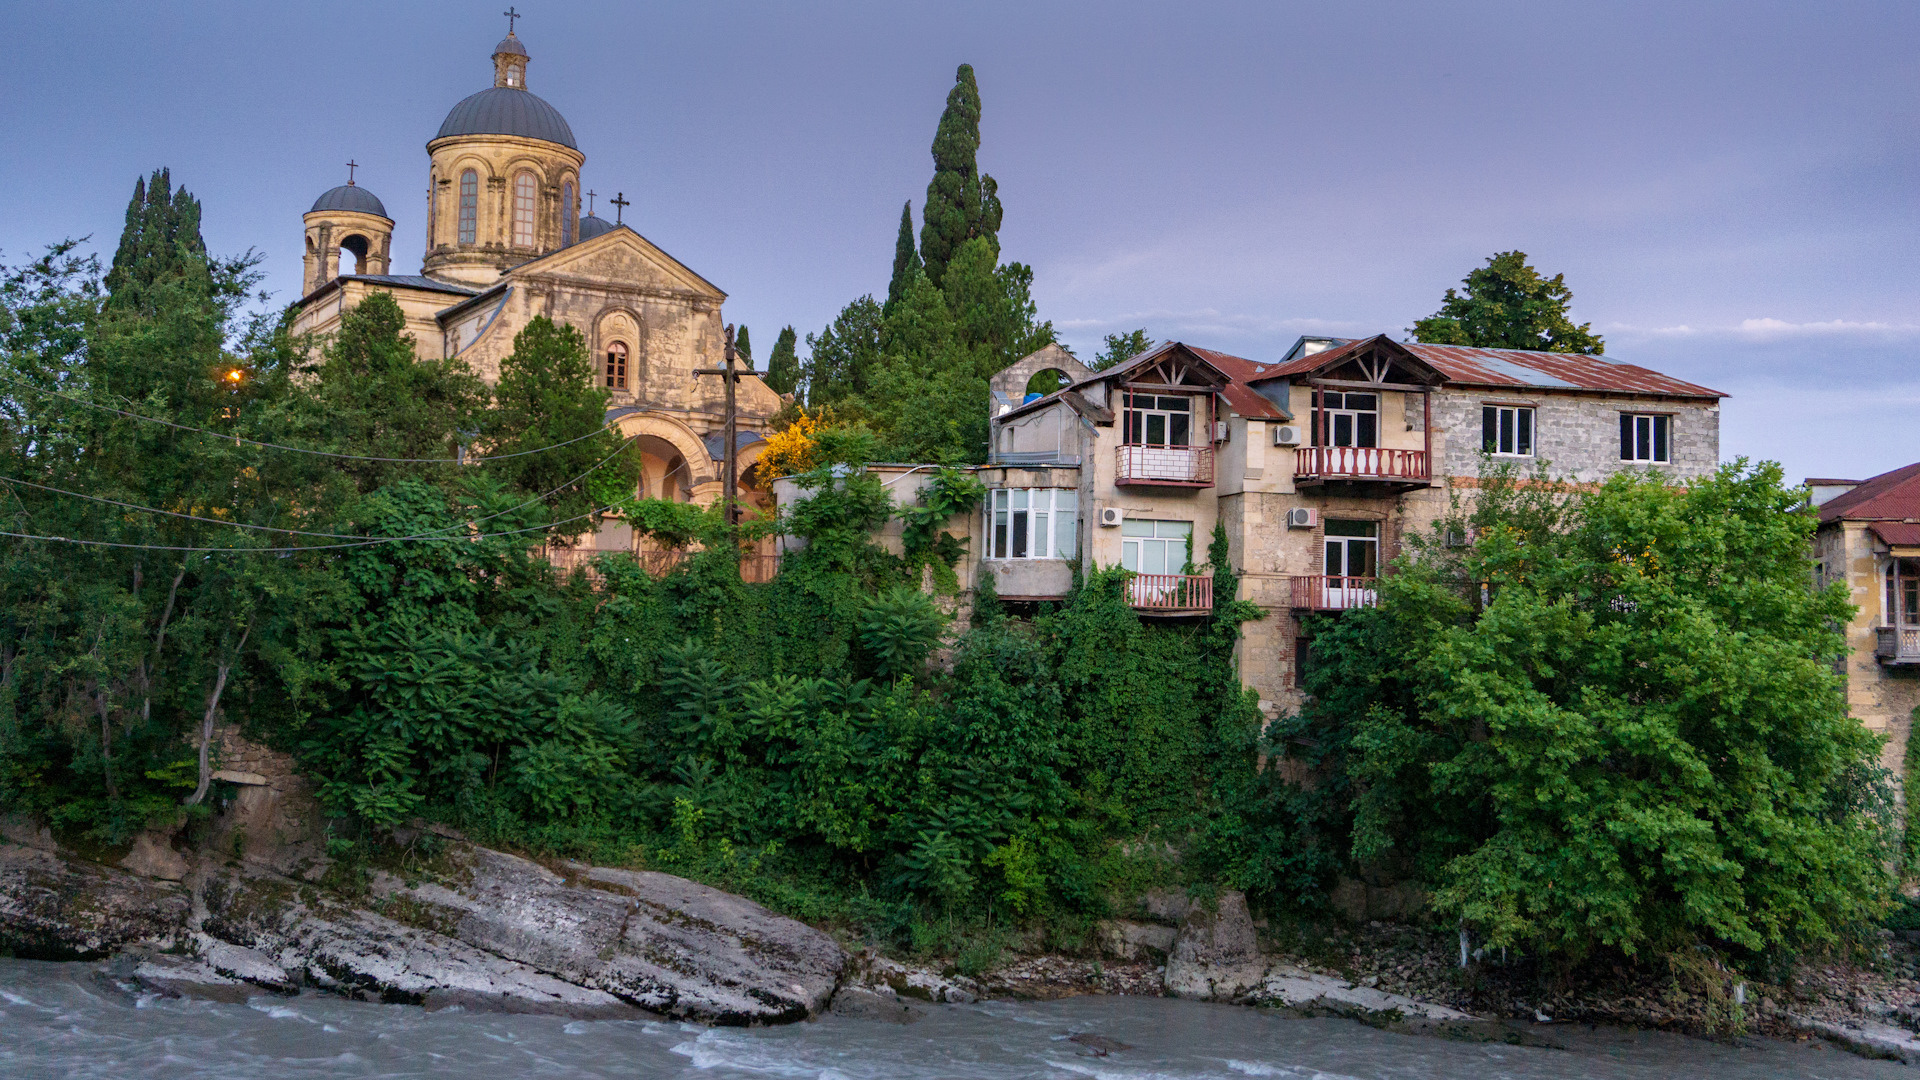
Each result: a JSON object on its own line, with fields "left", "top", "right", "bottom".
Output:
{"left": 346, "top": 160, "right": 357, "bottom": 185}
{"left": 586, "top": 189, "right": 596, "bottom": 214}
{"left": 503, "top": 7, "right": 520, "bottom": 33}
{"left": 609, "top": 192, "right": 629, "bottom": 224}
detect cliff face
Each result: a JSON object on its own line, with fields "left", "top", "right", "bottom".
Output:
{"left": 0, "top": 834, "right": 844, "bottom": 1026}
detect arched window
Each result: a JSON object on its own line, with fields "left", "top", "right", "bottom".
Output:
{"left": 605, "top": 342, "right": 628, "bottom": 389}
{"left": 512, "top": 172, "right": 537, "bottom": 248}
{"left": 458, "top": 169, "right": 478, "bottom": 244}
{"left": 561, "top": 181, "right": 575, "bottom": 246}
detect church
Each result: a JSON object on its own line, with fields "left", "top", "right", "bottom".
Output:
{"left": 289, "top": 21, "right": 782, "bottom": 560}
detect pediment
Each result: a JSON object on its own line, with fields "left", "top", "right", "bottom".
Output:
{"left": 508, "top": 227, "right": 726, "bottom": 299}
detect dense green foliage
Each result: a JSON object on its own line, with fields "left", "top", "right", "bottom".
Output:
{"left": 1267, "top": 463, "right": 1890, "bottom": 961}
{"left": 918, "top": 65, "right": 1002, "bottom": 287}
{"left": 762, "top": 326, "right": 800, "bottom": 396}
{"left": 1092, "top": 329, "right": 1154, "bottom": 371}
{"left": 1411, "top": 251, "right": 1605, "bottom": 354}
{"left": 887, "top": 201, "right": 922, "bottom": 312}
{"left": 485, "top": 316, "right": 637, "bottom": 538}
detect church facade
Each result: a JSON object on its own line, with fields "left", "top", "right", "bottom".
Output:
{"left": 290, "top": 26, "right": 781, "bottom": 548}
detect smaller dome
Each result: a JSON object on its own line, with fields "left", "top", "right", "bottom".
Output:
{"left": 576, "top": 214, "right": 616, "bottom": 242}
{"left": 494, "top": 34, "right": 528, "bottom": 58}
{"left": 309, "top": 184, "right": 388, "bottom": 218}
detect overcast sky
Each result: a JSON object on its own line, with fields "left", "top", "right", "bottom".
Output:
{"left": 3, "top": 1, "right": 1914, "bottom": 482}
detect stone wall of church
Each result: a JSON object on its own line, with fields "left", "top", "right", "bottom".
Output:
{"left": 423, "top": 133, "right": 585, "bottom": 286}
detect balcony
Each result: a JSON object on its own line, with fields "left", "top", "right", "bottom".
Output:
{"left": 545, "top": 546, "right": 780, "bottom": 584}
{"left": 1293, "top": 446, "right": 1430, "bottom": 488}
{"left": 1879, "top": 626, "right": 1920, "bottom": 665}
{"left": 1290, "top": 575, "right": 1379, "bottom": 611}
{"left": 1117, "top": 444, "right": 1214, "bottom": 488}
{"left": 1128, "top": 573, "right": 1213, "bottom": 614}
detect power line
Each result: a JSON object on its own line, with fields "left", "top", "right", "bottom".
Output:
{"left": 0, "top": 370, "right": 626, "bottom": 463}
{"left": 0, "top": 434, "right": 640, "bottom": 541}
{"left": 0, "top": 501, "right": 624, "bottom": 554}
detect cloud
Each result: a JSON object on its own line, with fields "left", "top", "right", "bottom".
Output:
{"left": 1616, "top": 317, "right": 1920, "bottom": 341}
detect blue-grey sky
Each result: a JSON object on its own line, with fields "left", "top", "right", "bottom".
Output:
{"left": 3, "top": 1, "right": 1914, "bottom": 482}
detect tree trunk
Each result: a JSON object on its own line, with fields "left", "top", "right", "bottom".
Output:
{"left": 185, "top": 621, "right": 249, "bottom": 808}
{"left": 141, "top": 564, "right": 187, "bottom": 725}
{"left": 96, "top": 683, "right": 118, "bottom": 799}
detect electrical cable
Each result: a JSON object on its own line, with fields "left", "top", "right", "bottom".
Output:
{"left": 0, "top": 370, "right": 624, "bottom": 463}
{"left": 0, "top": 435, "right": 640, "bottom": 541}
{"left": 0, "top": 501, "right": 625, "bottom": 554}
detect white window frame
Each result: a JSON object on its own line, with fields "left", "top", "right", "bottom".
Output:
{"left": 1122, "top": 394, "right": 1195, "bottom": 448}
{"left": 1120, "top": 519, "right": 1193, "bottom": 575}
{"left": 1323, "top": 519, "right": 1379, "bottom": 579}
{"left": 1315, "top": 391, "right": 1378, "bottom": 449}
{"left": 1482, "top": 404, "right": 1535, "bottom": 457}
{"left": 986, "top": 488, "right": 1078, "bottom": 560}
{"left": 1620, "top": 413, "right": 1671, "bottom": 463}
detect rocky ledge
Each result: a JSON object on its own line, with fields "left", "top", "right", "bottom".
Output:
{"left": 0, "top": 837, "right": 844, "bottom": 1025}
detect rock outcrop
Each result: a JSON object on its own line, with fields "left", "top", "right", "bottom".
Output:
{"left": 0, "top": 843, "right": 189, "bottom": 959}
{"left": 1164, "top": 889, "right": 1265, "bottom": 1001}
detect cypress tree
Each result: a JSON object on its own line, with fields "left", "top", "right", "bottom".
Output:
{"left": 489, "top": 316, "right": 633, "bottom": 536}
{"left": 103, "top": 168, "right": 212, "bottom": 316}
{"left": 887, "top": 201, "right": 921, "bottom": 311}
{"left": 918, "top": 65, "right": 1002, "bottom": 287}
{"left": 735, "top": 324, "right": 752, "bottom": 363}
{"left": 764, "top": 326, "right": 801, "bottom": 396}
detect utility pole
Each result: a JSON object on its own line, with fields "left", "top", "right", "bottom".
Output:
{"left": 695, "top": 324, "right": 745, "bottom": 542}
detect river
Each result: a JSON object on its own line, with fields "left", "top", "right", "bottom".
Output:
{"left": 0, "top": 958, "right": 1905, "bottom": 1079}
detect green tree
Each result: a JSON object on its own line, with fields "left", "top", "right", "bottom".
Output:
{"left": 887, "top": 201, "right": 922, "bottom": 311}
{"left": 1322, "top": 462, "right": 1887, "bottom": 960}
{"left": 939, "top": 237, "right": 1053, "bottom": 373}
{"left": 919, "top": 65, "right": 1002, "bottom": 287}
{"left": 1410, "top": 251, "right": 1604, "bottom": 354}
{"left": 803, "top": 296, "right": 884, "bottom": 407}
{"left": 763, "top": 326, "right": 800, "bottom": 396}
{"left": 309, "top": 292, "right": 488, "bottom": 494}
{"left": 102, "top": 168, "right": 210, "bottom": 317}
{"left": 487, "top": 316, "right": 636, "bottom": 539}
{"left": 1093, "top": 329, "right": 1153, "bottom": 371}
{"left": 734, "top": 324, "right": 752, "bottom": 364}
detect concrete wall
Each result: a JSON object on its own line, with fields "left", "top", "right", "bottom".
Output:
{"left": 1431, "top": 388, "right": 1720, "bottom": 484}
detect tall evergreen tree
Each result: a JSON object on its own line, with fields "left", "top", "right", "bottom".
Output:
{"left": 734, "top": 324, "right": 752, "bottom": 364}
{"left": 102, "top": 168, "right": 211, "bottom": 317}
{"left": 918, "top": 65, "right": 1002, "bottom": 287}
{"left": 488, "top": 316, "right": 635, "bottom": 537}
{"left": 1411, "top": 251, "right": 1604, "bottom": 354}
{"left": 803, "top": 296, "right": 885, "bottom": 407}
{"left": 887, "top": 201, "right": 922, "bottom": 311}
{"left": 763, "top": 325, "right": 801, "bottom": 396}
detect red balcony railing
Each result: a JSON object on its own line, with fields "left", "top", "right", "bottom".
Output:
{"left": 1879, "top": 626, "right": 1920, "bottom": 664}
{"left": 1117, "top": 444, "right": 1214, "bottom": 487}
{"left": 1290, "top": 575, "right": 1379, "bottom": 611}
{"left": 1128, "top": 573, "right": 1213, "bottom": 613}
{"left": 1294, "top": 446, "right": 1429, "bottom": 482}
{"left": 545, "top": 547, "right": 780, "bottom": 584}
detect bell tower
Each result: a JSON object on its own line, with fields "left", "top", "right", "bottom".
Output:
{"left": 301, "top": 164, "right": 393, "bottom": 295}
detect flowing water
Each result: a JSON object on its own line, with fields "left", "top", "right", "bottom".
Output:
{"left": 0, "top": 958, "right": 1906, "bottom": 1079}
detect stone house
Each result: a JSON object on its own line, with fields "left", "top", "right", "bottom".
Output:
{"left": 1812, "top": 463, "right": 1920, "bottom": 775}
{"left": 978, "top": 335, "right": 1725, "bottom": 716}
{"left": 286, "top": 25, "right": 781, "bottom": 566}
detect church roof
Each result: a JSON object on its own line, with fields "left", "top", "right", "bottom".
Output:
{"left": 342, "top": 274, "right": 479, "bottom": 296}
{"left": 309, "top": 184, "right": 388, "bottom": 217}
{"left": 493, "top": 33, "right": 528, "bottom": 58}
{"left": 435, "top": 86, "right": 577, "bottom": 149}
{"left": 576, "top": 214, "right": 615, "bottom": 242}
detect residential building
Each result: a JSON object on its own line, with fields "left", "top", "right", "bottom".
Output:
{"left": 1813, "top": 463, "right": 1920, "bottom": 774}
{"left": 979, "top": 335, "right": 1725, "bottom": 716}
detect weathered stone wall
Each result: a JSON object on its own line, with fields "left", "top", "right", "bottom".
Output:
{"left": 205, "top": 726, "right": 325, "bottom": 876}
{"left": 1824, "top": 522, "right": 1920, "bottom": 782}
{"left": 1431, "top": 388, "right": 1720, "bottom": 484}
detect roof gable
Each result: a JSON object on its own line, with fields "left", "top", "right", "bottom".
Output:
{"left": 1253, "top": 334, "right": 1447, "bottom": 387}
{"left": 1820, "top": 461, "right": 1920, "bottom": 522}
{"left": 505, "top": 225, "right": 726, "bottom": 299}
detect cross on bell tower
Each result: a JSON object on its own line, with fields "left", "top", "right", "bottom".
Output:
{"left": 503, "top": 6, "right": 520, "bottom": 33}
{"left": 345, "top": 159, "right": 358, "bottom": 185}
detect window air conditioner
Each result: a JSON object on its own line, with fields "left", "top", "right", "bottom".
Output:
{"left": 1286, "top": 507, "right": 1318, "bottom": 529}
{"left": 1099, "top": 506, "right": 1126, "bottom": 528}
{"left": 1272, "top": 425, "right": 1302, "bottom": 446}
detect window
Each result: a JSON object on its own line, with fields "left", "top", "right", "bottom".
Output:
{"left": 1482, "top": 405, "right": 1534, "bottom": 456}
{"left": 561, "top": 181, "right": 575, "bottom": 246}
{"left": 1120, "top": 519, "right": 1192, "bottom": 575}
{"left": 1890, "top": 559, "right": 1919, "bottom": 627}
{"left": 427, "top": 178, "right": 436, "bottom": 246}
{"left": 605, "top": 342, "right": 628, "bottom": 389}
{"left": 512, "top": 172, "right": 537, "bottom": 248}
{"left": 1123, "top": 394, "right": 1194, "bottom": 447}
{"left": 1620, "top": 413, "right": 1670, "bottom": 463}
{"left": 1315, "top": 391, "right": 1377, "bottom": 448}
{"left": 458, "top": 170, "right": 478, "bottom": 244}
{"left": 987, "top": 488, "right": 1077, "bottom": 559}
{"left": 1323, "top": 519, "right": 1378, "bottom": 580}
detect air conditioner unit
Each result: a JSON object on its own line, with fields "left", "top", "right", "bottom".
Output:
{"left": 1286, "top": 507, "right": 1318, "bottom": 529}
{"left": 1272, "top": 425, "right": 1302, "bottom": 446}
{"left": 1099, "top": 506, "right": 1126, "bottom": 528}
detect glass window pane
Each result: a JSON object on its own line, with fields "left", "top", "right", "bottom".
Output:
{"left": 1333, "top": 414, "right": 1353, "bottom": 446}
{"left": 1011, "top": 489, "right": 1028, "bottom": 511}
{"left": 1055, "top": 489, "right": 1076, "bottom": 511}
{"left": 1654, "top": 415, "right": 1669, "bottom": 462}
{"left": 1159, "top": 521, "right": 1193, "bottom": 539}
{"left": 1483, "top": 406, "right": 1497, "bottom": 453}
{"left": 994, "top": 508, "right": 1008, "bottom": 558}
{"left": 993, "top": 489, "right": 1008, "bottom": 511}
{"left": 1146, "top": 415, "right": 1166, "bottom": 445}
{"left": 1352, "top": 540, "right": 1377, "bottom": 577}
{"left": 1055, "top": 503, "right": 1077, "bottom": 559}
{"left": 1347, "top": 394, "right": 1377, "bottom": 411}
{"left": 1012, "top": 510, "right": 1028, "bottom": 558}
{"left": 1122, "top": 519, "right": 1154, "bottom": 537}
{"left": 1032, "top": 511, "right": 1047, "bottom": 558}
{"left": 1322, "top": 392, "right": 1343, "bottom": 410}
{"left": 1620, "top": 413, "right": 1634, "bottom": 460}
{"left": 1324, "top": 519, "right": 1376, "bottom": 537}
{"left": 1499, "top": 409, "right": 1514, "bottom": 454}
{"left": 1121, "top": 539, "right": 1140, "bottom": 571}
{"left": 1325, "top": 540, "right": 1343, "bottom": 576}
{"left": 1143, "top": 540, "right": 1167, "bottom": 574}
{"left": 1517, "top": 409, "right": 1533, "bottom": 456}
{"left": 1169, "top": 413, "right": 1190, "bottom": 446}
{"left": 1357, "top": 412, "right": 1377, "bottom": 448}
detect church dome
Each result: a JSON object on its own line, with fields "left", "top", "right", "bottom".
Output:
{"left": 434, "top": 86, "right": 577, "bottom": 149}
{"left": 493, "top": 34, "right": 528, "bottom": 58}
{"left": 310, "top": 184, "right": 388, "bottom": 217}
{"left": 576, "top": 213, "right": 615, "bottom": 242}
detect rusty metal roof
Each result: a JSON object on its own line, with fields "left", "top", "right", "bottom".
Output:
{"left": 1872, "top": 523, "right": 1920, "bottom": 547}
{"left": 1820, "top": 461, "right": 1920, "bottom": 522}
{"left": 1186, "top": 346, "right": 1291, "bottom": 420}
{"left": 1251, "top": 335, "right": 1722, "bottom": 399}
